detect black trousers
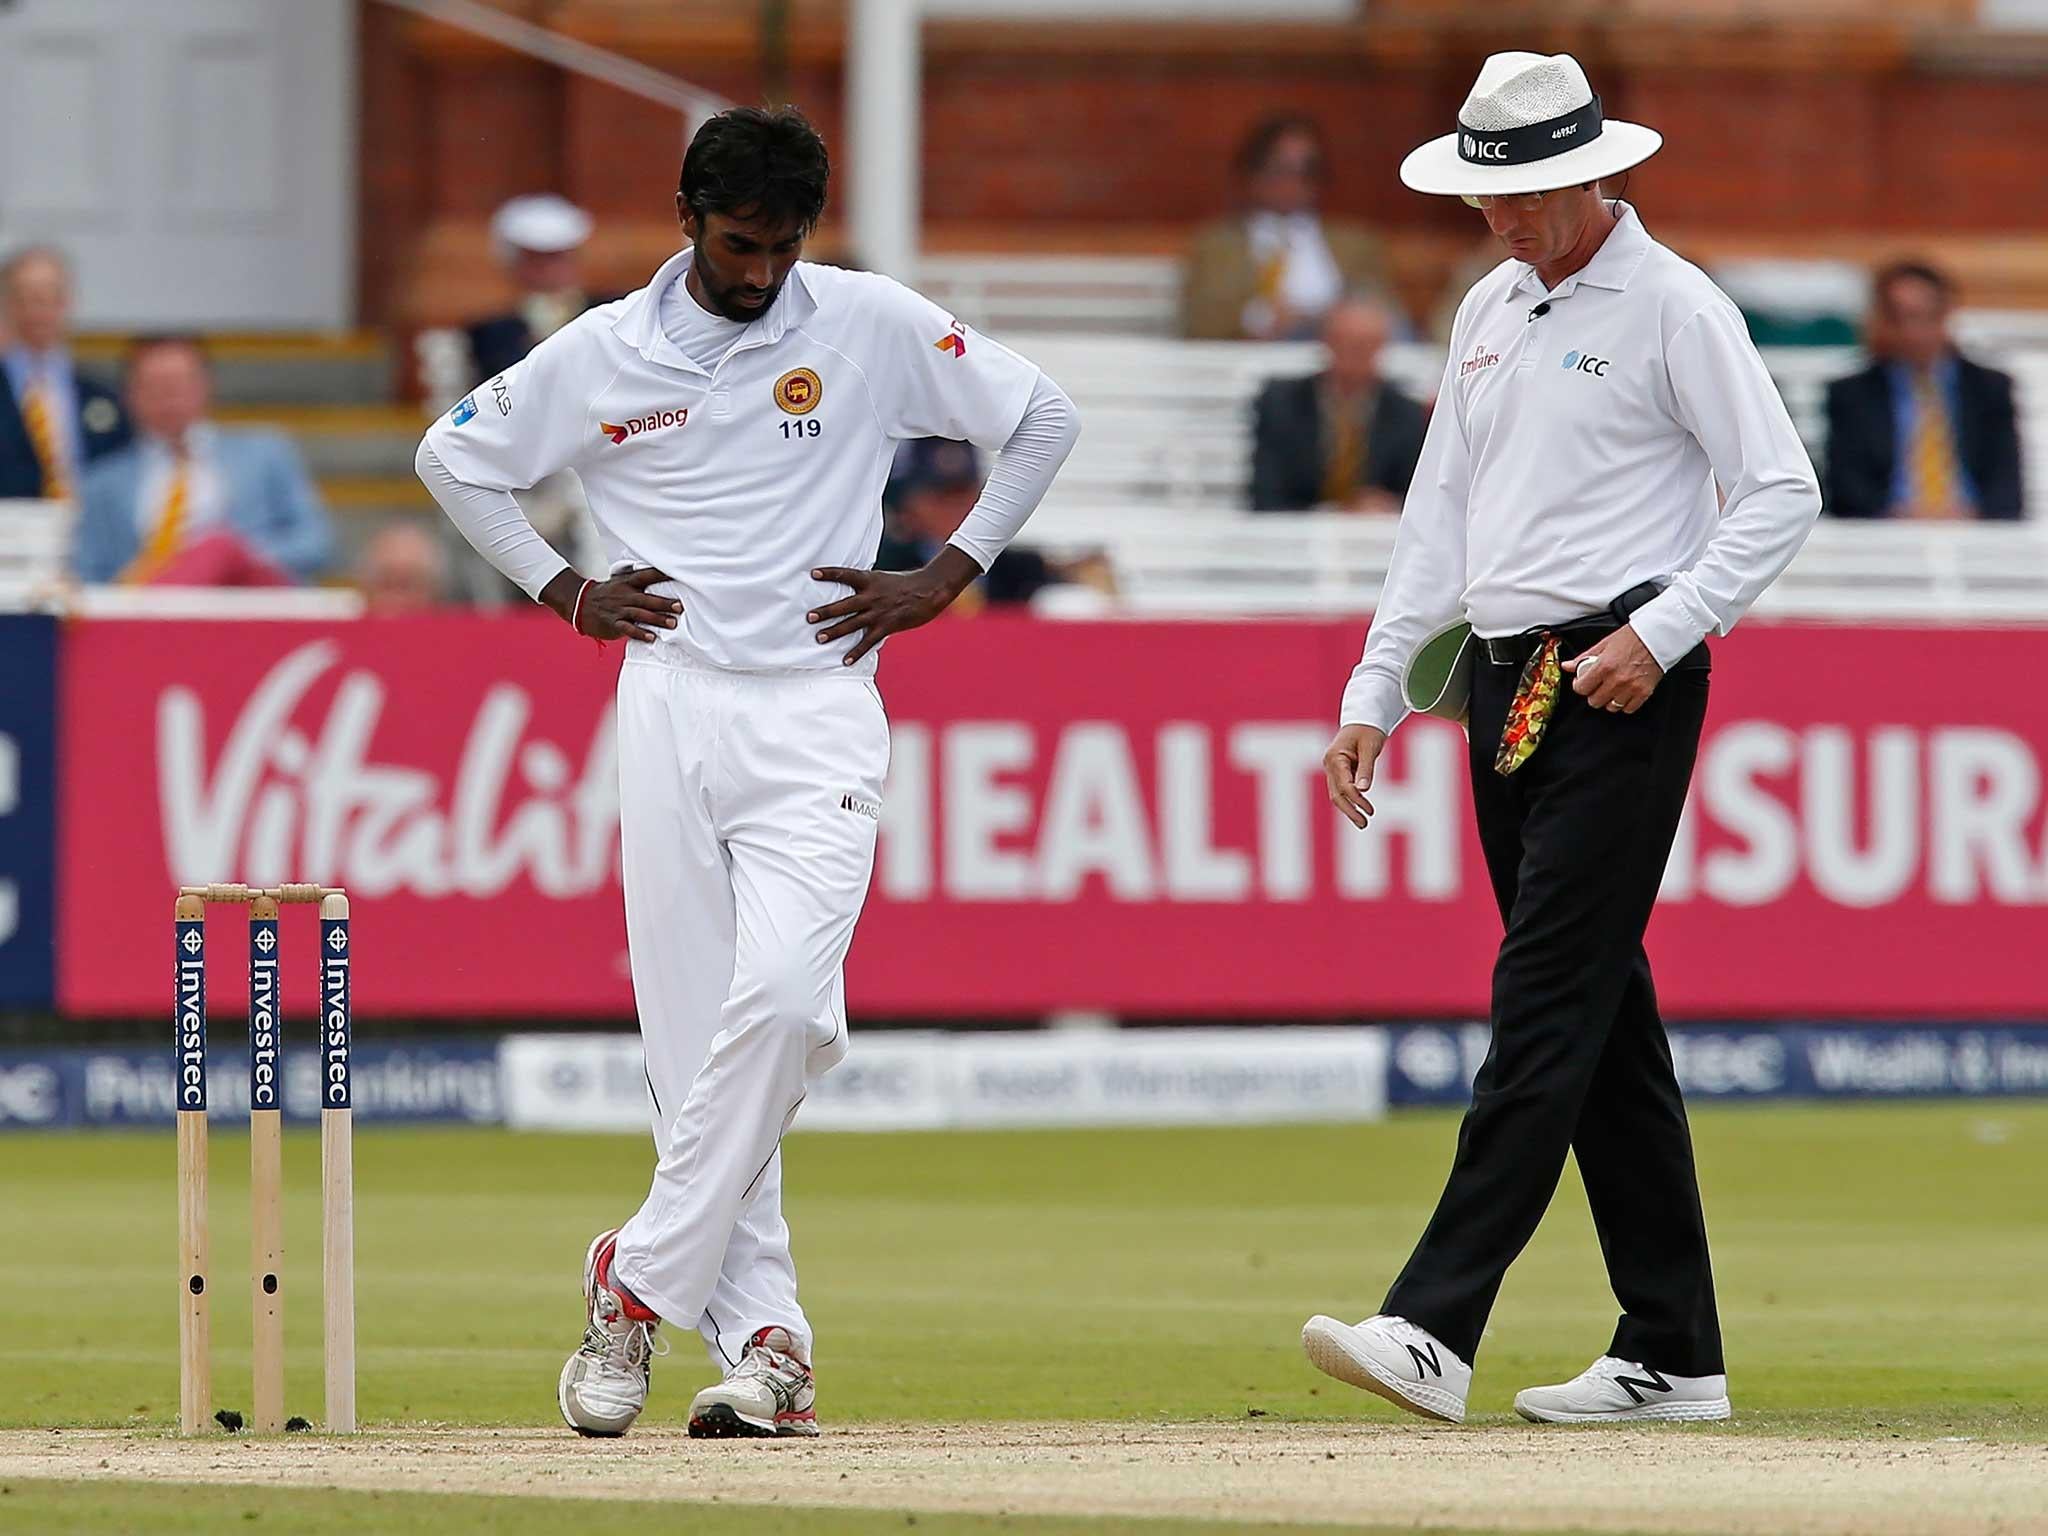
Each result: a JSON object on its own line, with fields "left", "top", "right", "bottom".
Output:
{"left": 1382, "top": 637, "right": 1724, "bottom": 1377}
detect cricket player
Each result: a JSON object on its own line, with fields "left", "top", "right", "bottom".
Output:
{"left": 1301, "top": 54, "right": 1819, "bottom": 1424}
{"left": 416, "top": 107, "right": 1079, "bottom": 1438}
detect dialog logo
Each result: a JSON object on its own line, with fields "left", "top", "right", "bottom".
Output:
{"left": 600, "top": 408, "right": 689, "bottom": 445}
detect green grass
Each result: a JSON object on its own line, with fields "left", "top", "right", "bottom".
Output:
{"left": 0, "top": 1481, "right": 1599, "bottom": 1536}
{"left": 3, "top": 1104, "right": 2044, "bottom": 1439}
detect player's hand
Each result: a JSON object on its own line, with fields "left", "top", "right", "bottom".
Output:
{"left": 1562, "top": 623, "right": 1662, "bottom": 715}
{"left": 554, "top": 566, "right": 680, "bottom": 643}
{"left": 808, "top": 548, "right": 980, "bottom": 665}
{"left": 1324, "top": 723, "right": 1387, "bottom": 830}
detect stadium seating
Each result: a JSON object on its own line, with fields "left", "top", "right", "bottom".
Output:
{"left": 38, "top": 310, "right": 2045, "bottom": 621}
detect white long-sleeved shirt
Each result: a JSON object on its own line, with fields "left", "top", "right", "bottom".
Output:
{"left": 417, "top": 250, "right": 1079, "bottom": 674}
{"left": 1339, "top": 204, "right": 1821, "bottom": 733}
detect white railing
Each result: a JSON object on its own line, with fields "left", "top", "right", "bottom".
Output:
{"left": 1019, "top": 505, "right": 2048, "bottom": 623}
{"left": 0, "top": 499, "right": 368, "bottom": 618}
{"left": 368, "top": 0, "right": 729, "bottom": 135}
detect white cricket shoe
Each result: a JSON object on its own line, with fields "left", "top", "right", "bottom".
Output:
{"left": 558, "top": 1228, "right": 666, "bottom": 1437}
{"left": 1302, "top": 1313, "right": 1470, "bottom": 1424}
{"left": 1514, "top": 1356, "right": 1731, "bottom": 1423}
{"left": 688, "top": 1325, "right": 820, "bottom": 1438}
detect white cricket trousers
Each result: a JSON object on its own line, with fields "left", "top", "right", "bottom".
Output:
{"left": 609, "top": 649, "right": 888, "bottom": 1371}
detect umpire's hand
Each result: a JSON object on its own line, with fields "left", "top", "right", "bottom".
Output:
{"left": 1324, "top": 723, "right": 1389, "bottom": 830}
{"left": 1562, "top": 622, "right": 1663, "bottom": 714}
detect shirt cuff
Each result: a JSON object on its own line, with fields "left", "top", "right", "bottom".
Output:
{"left": 1629, "top": 586, "right": 1710, "bottom": 673}
{"left": 942, "top": 533, "right": 990, "bottom": 573}
{"left": 1339, "top": 671, "right": 1409, "bottom": 736}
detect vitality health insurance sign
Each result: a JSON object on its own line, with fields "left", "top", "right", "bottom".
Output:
{"left": 56, "top": 614, "right": 2048, "bottom": 1018}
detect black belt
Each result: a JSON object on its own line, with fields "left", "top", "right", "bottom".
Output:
{"left": 1475, "top": 581, "right": 1709, "bottom": 672}
{"left": 1480, "top": 623, "right": 1615, "bottom": 668}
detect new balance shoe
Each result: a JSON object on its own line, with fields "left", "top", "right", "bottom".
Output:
{"left": 1301, "top": 1313, "right": 1470, "bottom": 1424}
{"left": 557, "top": 1228, "right": 666, "bottom": 1437}
{"left": 1514, "top": 1355, "right": 1731, "bottom": 1423}
{"left": 687, "top": 1326, "right": 819, "bottom": 1438}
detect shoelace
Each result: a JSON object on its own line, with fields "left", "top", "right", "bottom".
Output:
{"left": 576, "top": 1312, "right": 670, "bottom": 1374}
{"left": 732, "top": 1341, "right": 809, "bottom": 1392}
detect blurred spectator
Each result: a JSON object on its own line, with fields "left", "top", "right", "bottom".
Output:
{"left": 0, "top": 246, "right": 130, "bottom": 500}
{"left": 445, "top": 195, "right": 610, "bottom": 603}
{"left": 1428, "top": 235, "right": 1509, "bottom": 346}
{"left": 73, "top": 337, "right": 332, "bottom": 584}
{"left": 1250, "top": 297, "right": 1426, "bottom": 513}
{"left": 358, "top": 522, "right": 449, "bottom": 614}
{"left": 878, "top": 439, "right": 1108, "bottom": 608}
{"left": 1824, "top": 262, "right": 2023, "bottom": 520}
{"left": 1181, "top": 116, "right": 1391, "bottom": 341}
{"left": 467, "top": 195, "right": 608, "bottom": 381}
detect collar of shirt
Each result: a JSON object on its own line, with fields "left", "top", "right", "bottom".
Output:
{"left": 611, "top": 248, "right": 821, "bottom": 377}
{"left": 657, "top": 270, "right": 755, "bottom": 375}
{"left": 1246, "top": 211, "right": 1320, "bottom": 250}
{"left": 1883, "top": 351, "right": 1961, "bottom": 400}
{"left": 136, "top": 423, "right": 226, "bottom": 532}
{"left": 1504, "top": 202, "right": 1653, "bottom": 306}
{"left": 5, "top": 347, "right": 83, "bottom": 472}
{"left": 1318, "top": 374, "right": 1380, "bottom": 423}
{"left": 4, "top": 345, "right": 76, "bottom": 403}
{"left": 141, "top": 422, "right": 217, "bottom": 465}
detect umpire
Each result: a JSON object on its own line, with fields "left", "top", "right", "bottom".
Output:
{"left": 1302, "top": 52, "right": 1820, "bottom": 1425}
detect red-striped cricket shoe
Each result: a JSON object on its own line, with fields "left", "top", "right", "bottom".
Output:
{"left": 557, "top": 1228, "right": 666, "bottom": 1437}
{"left": 687, "top": 1326, "right": 819, "bottom": 1438}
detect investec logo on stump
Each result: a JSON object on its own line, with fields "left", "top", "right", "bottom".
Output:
{"left": 249, "top": 918, "right": 280, "bottom": 1111}
{"left": 175, "top": 920, "right": 207, "bottom": 1110}
{"left": 599, "top": 408, "right": 688, "bottom": 446}
{"left": 321, "top": 918, "right": 352, "bottom": 1110}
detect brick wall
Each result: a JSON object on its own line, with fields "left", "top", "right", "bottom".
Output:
{"left": 356, "top": 3, "right": 2048, "bottom": 325}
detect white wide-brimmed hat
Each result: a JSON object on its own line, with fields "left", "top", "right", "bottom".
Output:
{"left": 1400, "top": 52, "right": 1661, "bottom": 197}
{"left": 490, "top": 194, "right": 594, "bottom": 261}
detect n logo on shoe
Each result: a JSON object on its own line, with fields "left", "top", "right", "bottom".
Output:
{"left": 1615, "top": 1366, "right": 1673, "bottom": 1405}
{"left": 1406, "top": 1343, "right": 1441, "bottom": 1381}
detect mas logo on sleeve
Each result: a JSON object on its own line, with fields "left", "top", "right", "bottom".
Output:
{"left": 449, "top": 394, "right": 479, "bottom": 426}
{"left": 774, "top": 368, "right": 823, "bottom": 415}
{"left": 934, "top": 321, "right": 967, "bottom": 359}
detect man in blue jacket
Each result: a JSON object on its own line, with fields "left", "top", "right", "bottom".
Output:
{"left": 0, "top": 246, "right": 129, "bottom": 500}
{"left": 73, "top": 336, "right": 331, "bottom": 585}
{"left": 1824, "top": 262, "right": 2024, "bottom": 521}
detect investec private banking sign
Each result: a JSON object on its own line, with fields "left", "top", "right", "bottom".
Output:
{"left": 52, "top": 617, "right": 2048, "bottom": 1018}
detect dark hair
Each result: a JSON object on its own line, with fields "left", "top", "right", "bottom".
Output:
{"left": 125, "top": 333, "right": 210, "bottom": 376}
{"left": 1235, "top": 114, "right": 1326, "bottom": 179}
{"left": 1874, "top": 260, "right": 1954, "bottom": 308}
{"left": 679, "top": 106, "right": 830, "bottom": 234}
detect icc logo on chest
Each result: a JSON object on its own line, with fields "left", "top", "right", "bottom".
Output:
{"left": 1562, "top": 349, "right": 1612, "bottom": 377}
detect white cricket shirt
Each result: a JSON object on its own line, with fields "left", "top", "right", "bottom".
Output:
{"left": 1340, "top": 204, "right": 1821, "bottom": 733}
{"left": 423, "top": 250, "right": 1043, "bottom": 674}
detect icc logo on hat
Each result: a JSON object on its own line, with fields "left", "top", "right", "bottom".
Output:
{"left": 775, "top": 368, "right": 823, "bottom": 415}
